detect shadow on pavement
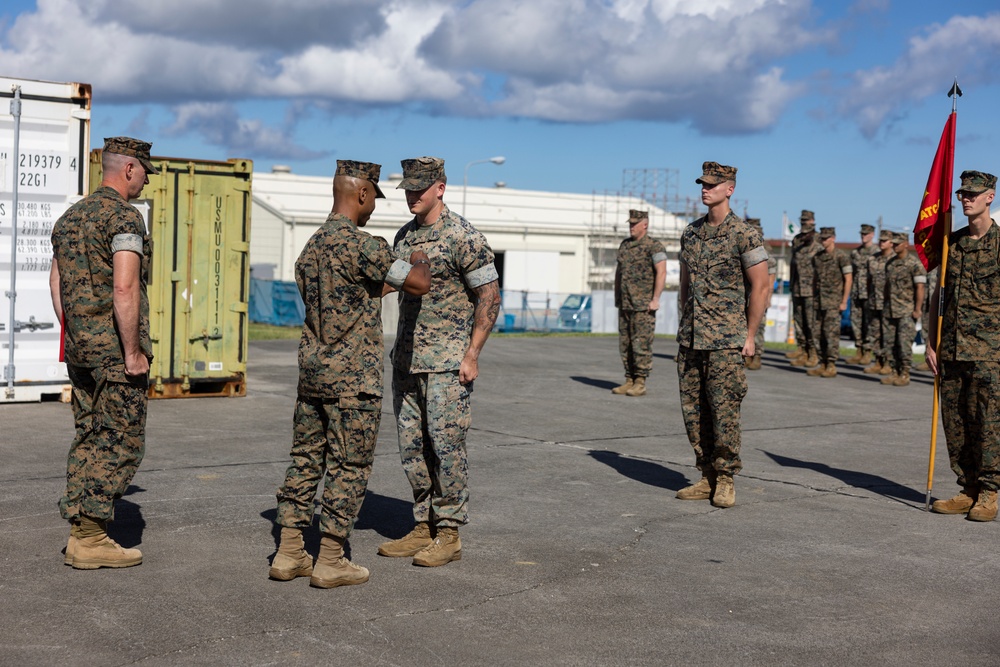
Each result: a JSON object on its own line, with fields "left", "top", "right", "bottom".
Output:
{"left": 762, "top": 450, "right": 924, "bottom": 505}
{"left": 357, "top": 491, "right": 416, "bottom": 540}
{"left": 109, "top": 486, "right": 146, "bottom": 548}
{"left": 588, "top": 449, "right": 689, "bottom": 492}
{"left": 570, "top": 376, "right": 618, "bottom": 391}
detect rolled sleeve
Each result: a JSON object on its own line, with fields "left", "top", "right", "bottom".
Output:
{"left": 111, "top": 233, "right": 143, "bottom": 255}
{"left": 841, "top": 265, "right": 853, "bottom": 275}
{"left": 652, "top": 251, "right": 668, "bottom": 264}
{"left": 741, "top": 246, "right": 768, "bottom": 269}
{"left": 913, "top": 274, "right": 927, "bottom": 284}
{"left": 465, "top": 263, "right": 499, "bottom": 288}
{"left": 385, "top": 259, "right": 412, "bottom": 290}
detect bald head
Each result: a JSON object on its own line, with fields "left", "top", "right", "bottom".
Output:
{"left": 332, "top": 174, "right": 378, "bottom": 226}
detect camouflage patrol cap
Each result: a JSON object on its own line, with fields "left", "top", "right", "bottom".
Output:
{"left": 860, "top": 224, "right": 875, "bottom": 234}
{"left": 956, "top": 170, "right": 998, "bottom": 194}
{"left": 695, "top": 161, "right": 737, "bottom": 185}
{"left": 628, "top": 209, "right": 649, "bottom": 224}
{"left": 397, "top": 156, "right": 446, "bottom": 191}
{"left": 336, "top": 159, "right": 385, "bottom": 198}
{"left": 800, "top": 210, "right": 815, "bottom": 222}
{"left": 892, "top": 232, "right": 908, "bottom": 244}
{"left": 819, "top": 226, "right": 836, "bottom": 239}
{"left": 879, "top": 229, "right": 893, "bottom": 241}
{"left": 104, "top": 136, "right": 159, "bottom": 175}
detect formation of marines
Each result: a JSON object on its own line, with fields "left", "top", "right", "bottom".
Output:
{"left": 48, "top": 139, "right": 999, "bottom": 587}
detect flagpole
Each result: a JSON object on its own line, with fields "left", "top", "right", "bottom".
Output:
{"left": 924, "top": 79, "right": 961, "bottom": 511}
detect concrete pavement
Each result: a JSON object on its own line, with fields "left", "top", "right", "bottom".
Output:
{"left": 0, "top": 336, "right": 996, "bottom": 666}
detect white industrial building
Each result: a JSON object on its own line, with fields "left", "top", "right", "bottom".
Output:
{"left": 249, "top": 167, "right": 689, "bottom": 298}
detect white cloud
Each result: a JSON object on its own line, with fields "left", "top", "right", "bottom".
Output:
{"left": 0, "top": 0, "right": 828, "bottom": 138}
{"left": 839, "top": 13, "right": 1000, "bottom": 138}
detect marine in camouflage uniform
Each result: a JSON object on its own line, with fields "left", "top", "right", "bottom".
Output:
{"left": 880, "top": 232, "right": 926, "bottom": 386}
{"left": 807, "top": 227, "right": 852, "bottom": 378}
{"left": 744, "top": 218, "right": 775, "bottom": 371}
{"left": 272, "top": 161, "right": 429, "bottom": 587}
{"left": 914, "top": 265, "right": 938, "bottom": 371}
{"left": 612, "top": 209, "right": 667, "bottom": 395}
{"left": 382, "top": 156, "right": 501, "bottom": 567}
{"left": 788, "top": 211, "right": 822, "bottom": 367}
{"left": 49, "top": 137, "right": 158, "bottom": 569}
{"left": 929, "top": 170, "right": 1000, "bottom": 521}
{"left": 863, "top": 229, "right": 896, "bottom": 375}
{"left": 847, "top": 224, "right": 878, "bottom": 364}
{"left": 675, "top": 162, "right": 769, "bottom": 509}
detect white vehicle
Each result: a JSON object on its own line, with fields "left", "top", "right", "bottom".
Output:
{"left": 1, "top": 76, "right": 92, "bottom": 402}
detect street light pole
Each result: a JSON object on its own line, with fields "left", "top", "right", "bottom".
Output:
{"left": 463, "top": 156, "right": 505, "bottom": 218}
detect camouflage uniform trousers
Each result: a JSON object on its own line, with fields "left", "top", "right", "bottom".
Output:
{"left": 676, "top": 347, "right": 747, "bottom": 477}
{"left": 392, "top": 369, "right": 472, "bottom": 527}
{"left": 618, "top": 309, "right": 656, "bottom": 378}
{"left": 940, "top": 361, "right": 1000, "bottom": 491}
{"left": 275, "top": 395, "right": 380, "bottom": 538}
{"left": 60, "top": 364, "right": 147, "bottom": 522}
{"left": 851, "top": 297, "right": 874, "bottom": 353}
{"left": 792, "top": 295, "right": 817, "bottom": 352}
{"left": 815, "top": 307, "right": 841, "bottom": 364}
{"left": 882, "top": 315, "right": 916, "bottom": 374}
{"left": 869, "top": 308, "right": 886, "bottom": 362}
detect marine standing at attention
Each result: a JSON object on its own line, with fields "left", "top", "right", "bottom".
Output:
{"left": 674, "top": 162, "right": 770, "bottom": 509}
{"left": 846, "top": 223, "right": 877, "bottom": 366}
{"left": 49, "top": 137, "right": 158, "bottom": 569}
{"left": 788, "top": 211, "right": 822, "bottom": 368}
{"left": 612, "top": 209, "right": 667, "bottom": 396}
{"left": 270, "top": 160, "right": 430, "bottom": 588}
{"left": 806, "top": 227, "right": 852, "bottom": 379}
{"left": 379, "top": 156, "right": 502, "bottom": 567}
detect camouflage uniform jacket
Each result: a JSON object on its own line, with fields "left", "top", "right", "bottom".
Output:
{"left": 296, "top": 213, "right": 411, "bottom": 399}
{"left": 677, "top": 211, "right": 767, "bottom": 350}
{"left": 50, "top": 186, "right": 152, "bottom": 369}
{"left": 615, "top": 235, "right": 667, "bottom": 310}
{"left": 392, "top": 204, "right": 498, "bottom": 374}
{"left": 812, "top": 248, "right": 853, "bottom": 310}
{"left": 868, "top": 252, "right": 892, "bottom": 309}
{"left": 938, "top": 221, "right": 1000, "bottom": 361}
{"left": 850, "top": 244, "right": 878, "bottom": 300}
{"left": 789, "top": 233, "right": 822, "bottom": 297}
{"left": 883, "top": 252, "right": 927, "bottom": 318}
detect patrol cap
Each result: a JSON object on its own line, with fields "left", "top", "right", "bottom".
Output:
{"left": 956, "top": 170, "right": 997, "bottom": 195}
{"left": 860, "top": 224, "right": 875, "bottom": 234}
{"left": 892, "top": 232, "right": 908, "bottom": 244}
{"left": 879, "top": 229, "right": 894, "bottom": 242}
{"left": 336, "top": 159, "right": 385, "bottom": 198}
{"left": 819, "top": 226, "right": 836, "bottom": 239}
{"left": 695, "top": 161, "right": 737, "bottom": 185}
{"left": 800, "top": 210, "right": 815, "bottom": 222}
{"left": 628, "top": 209, "right": 649, "bottom": 224}
{"left": 104, "top": 136, "right": 159, "bottom": 175}
{"left": 397, "top": 156, "right": 446, "bottom": 191}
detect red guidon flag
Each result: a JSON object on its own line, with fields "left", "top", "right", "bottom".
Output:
{"left": 913, "top": 112, "right": 956, "bottom": 271}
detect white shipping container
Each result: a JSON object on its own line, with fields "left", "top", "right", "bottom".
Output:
{"left": 1, "top": 76, "right": 91, "bottom": 402}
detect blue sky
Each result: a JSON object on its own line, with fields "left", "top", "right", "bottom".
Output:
{"left": 2, "top": 0, "right": 999, "bottom": 239}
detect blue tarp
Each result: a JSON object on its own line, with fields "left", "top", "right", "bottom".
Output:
{"left": 249, "top": 278, "right": 305, "bottom": 326}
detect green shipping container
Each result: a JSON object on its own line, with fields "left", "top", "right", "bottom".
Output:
{"left": 90, "top": 152, "right": 252, "bottom": 398}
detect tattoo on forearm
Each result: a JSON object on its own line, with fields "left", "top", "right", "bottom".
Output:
{"left": 474, "top": 281, "right": 501, "bottom": 334}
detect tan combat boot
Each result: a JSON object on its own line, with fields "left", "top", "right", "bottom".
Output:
{"left": 845, "top": 350, "right": 863, "bottom": 364}
{"left": 880, "top": 371, "right": 898, "bottom": 385}
{"left": 310, "top": 534, "right": 369, "bottom": 588}
{"left": 931, "top": 487, "right": 978, "bottom": 514}
{"left": 412, "top": 526, "right": 462, "bottom": 567}
{"left": 879, "top": 363, "right": 894, "bottom": 376}
{"left": 626, "top": 377, "right": 647, "bottom": 397}
{"left": 785, "top": 347, "right": 804, "bottom": 360}
{"left": 806, "top": 362, "right": 826, "bottom": 377}
{"left": 863, "top": 359, "right": 883, "bottom": 374}
{"left": 805, "top": 350, "right": 819, "bottom": 367}
{"left": 378, "top": 522, "right": 433, "bottom": 557}
{"left": 712, "top": 476, "right": 736, "bottom": 508}
{"left": 858, "top": 351, "right": 872, "bottom": 366}
{"left": 71, "top": 516, "right": 142, "bottom": 570}
{"left": 790, "top": 352, "right": 811, "bottom": 367}
{"left": 64, "top": 520, "right": 82, "bottom": 566}
{"left": 892, "top": 371, "right": 910, "bottom": 386}
{"left": 914, "top": 361, "right": 930, "bottom": 371}
{"left": 968, "top": 489, "right": 998, "bottom": 522}
{"left": 745, "top": 354, "right": 762, "bottom": 371}
{"left": 819, "top": 362, "right": 838, "bottom": 378}
{"left": 676, "top": 471, "right": 715, "bottom": 501}
{"left": 269, "top": 526, "right": 313, "bottom": 581}
{"left": 611, "top": 378, "right": 634, "bottom": 395}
